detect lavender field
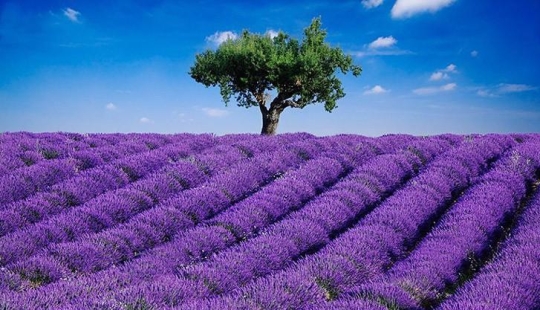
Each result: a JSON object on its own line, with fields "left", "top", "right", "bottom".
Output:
{"left": 0, "top": 132, "right": 539, "bottom": 310}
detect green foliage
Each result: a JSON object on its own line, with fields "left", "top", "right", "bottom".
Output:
{"left": 189, "top": 17, "right": 361, "bottom": 113}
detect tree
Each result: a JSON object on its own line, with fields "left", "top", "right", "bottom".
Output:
{"left": 189, "top": 17, "right": 362, "bottom": 135}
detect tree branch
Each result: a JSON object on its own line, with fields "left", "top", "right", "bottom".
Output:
{"left": 283, "top": 99, "right": 303, "bottom": 109}
{"left": 268, "top": 93, "right": 288, "bottom": 113}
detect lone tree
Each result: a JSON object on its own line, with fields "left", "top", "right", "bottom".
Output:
{"left": 189, "top": 17, "right": 362, "bottom": 135}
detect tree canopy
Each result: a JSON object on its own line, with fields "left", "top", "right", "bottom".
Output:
{"left": 190, "top": 17, "right": 362, "bottom": 135}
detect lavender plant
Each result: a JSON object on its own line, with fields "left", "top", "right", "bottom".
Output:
{"left": 0, "top": 133, "right": 539, "bottom": 310}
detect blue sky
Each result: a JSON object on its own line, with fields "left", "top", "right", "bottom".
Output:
{"left": 1, "top": 0, "right": 539, "bottom": 136}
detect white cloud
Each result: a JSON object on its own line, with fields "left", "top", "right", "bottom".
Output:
{"left": 444, "top": 64, "right": 457, "bottom": 73}
{"left": 413, "top": 83, "right": 457, "bottom": 95}
{"left": 63, "top": 8, "right": 81, "bottom": 22}
{"left": 429, "top": 64, "right": 457, "bottom": 81}
{"left": 105, "top": 103, "right": 117, "bottom": 111}
{"left": 368, "top": 36, "right": 397, "bottom": 49}
{"left": 391, "top": 0, "right": 456, "bottom": 18}
{"left": 471, "top": 50, "right": 479, "bottom": 57}
{"left": 497, "top": 83, "right": 537, "bottom": 93}
{"left": 441, "top": 83, "right": 457, "bottom": 91}
{"left": 429, "top": 72, "right": 448, "bottom": 81}
{"left": 354, "top": 49, "right": 413, "bottom": 57}
{"left": 362, "top": 0, "right": 384, "bottom": 9}
{"left": 363, "top": 85, "right": 388, "bottom": 95}
{"left": 140, "top": 117, "right": 154, "bottom": 124}
{"left": 202, "top": 108, "right": 230, "bottom": 118}
{"left": 266, "top": 30, "right": 279, "bottom": 39}
{"left": 476, "top": 84, "right": 536, "bottom": 97}
{"left": 206, "top": 31, "right": 238, "bottom": 45}
{"left": 477, "top": 89, "right": 497, "bottom": 98}
{"left": 354, "top": 35, "right": 413, "bottom": 57}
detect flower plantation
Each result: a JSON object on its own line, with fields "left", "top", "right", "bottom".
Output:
{"left": 0, "top": 132, "right": 539, "bottom": 309}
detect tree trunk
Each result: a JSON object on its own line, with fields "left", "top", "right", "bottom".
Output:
{"left": 260, "top": 107, "right": 282, "bottom": 135}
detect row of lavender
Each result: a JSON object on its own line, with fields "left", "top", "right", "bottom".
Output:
{"left": 317, "top": 139, "right": 540, "bottom": 309}
{"left": 439, "top": 166, "right": 540, "bottom": 310}
{"left": 0, "top": 132, "right": 430, "bottom": 309}
{"left": 0, "top": 136, "right": 222, "bottom": 237}
{"left": 0, "top": 132, "right": 345, "bottom": 237}
{"left": 3, "top": 138, "right": 331, "bottom": 279}
{"left": 0, "top": 132, "right": 539, "bottom": 309}
{"left": 0, "top": 133, "right": 337, "bottom": 267}
{"left": 0, "top": 133, "right": 311, "bottom": 269}
{"left": 30, "top": 135, "right": 451, "bottom": 309}
{"left": 0, "top": 133, "right": 215, "bottom": 178}
{"left": 178, "top": 134, "right": 521, "bottom": 309}
{"left": 0, "top": 133, "right": 194, "bottom": 197}
{"left": 102, "top": 134, "right": 536, "bottom": 310}
{"left": 0, "top": 132, "right": 317, "bottom": 208}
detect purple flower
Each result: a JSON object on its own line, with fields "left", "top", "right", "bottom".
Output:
{"left": 264, "top": 218, "right": 328, "bottom": 253}
{"left": 11, "top": 255, "right": 69, "bottom": 287}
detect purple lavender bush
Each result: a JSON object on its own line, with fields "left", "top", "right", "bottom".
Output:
{"left": 0, "top": 133, "right": 538, "bottom": 310}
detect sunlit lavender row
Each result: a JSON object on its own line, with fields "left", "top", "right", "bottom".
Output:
{"left": 0, "top": 132, "right": 539, "bottom": 309}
